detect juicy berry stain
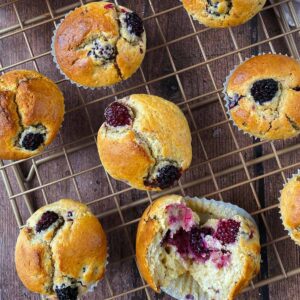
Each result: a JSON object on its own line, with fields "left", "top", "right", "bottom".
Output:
{"left": 104, "top": 3, "right": 114, "bottom": 9}
{"left": 21, "top": 132, "right": 45, "bottom": 151}
{"left": 156, "top": 165, "right": 181, "bottom": 189}
{"left": 189, "top": 226, "right": 211, "bottom": 261}
{"left": 36, "top": 211, "right": 59, "bottom": 232}
{"left": 123, "top": 12, "right": 144, "bottom": 37}
{"left": 166, "top": 203, "right": 194, "bottom": 232}
{"left": 162, "top": 228, "right": 190, "bottom": 256}
{"left": 55, "top": 285, "right": 78, "bottom": 300}
{"left": 214, "top": 219, "right": 240, "bottom": 244}
{"left": 251, "top": 79, "right": 279, "bottom": 104}
{"left": 104, "top": 102, "right": 132, "bottom": 127}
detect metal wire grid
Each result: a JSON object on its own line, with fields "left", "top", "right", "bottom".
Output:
{"left": 0, "top": 0, "right": 300, "bottom": 299}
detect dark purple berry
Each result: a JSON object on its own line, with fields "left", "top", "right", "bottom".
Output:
{"left": 104, "top": 102, "right": 132, "bottom": 127}
{"left": 162, "top": 228, "right": 190, "bottom": 256}
{"left": 89, "top": 41, "right": 116, "bottom": 61}
{"left": 214, "top": 219, "right": 240, "bottom": 244}
{"left": 21, "top": 132, "right": 45, "bottom": 151}
{"left": 227, "top": 93, "right": 242, "bottom": 109}
{"left": 251, "top": 79, "right": 278, "bottom": 104}
{"left": 55, "top": 286, "right": 78, "bottom": 300}
{"left": 123, "top": 12, "right": 144, "bottom": 37}
{"left": 156, "top": 165, "right": 181, "bottom": 189}
{"left": 293, "top": 87, "right": 300, "bottom": 91}
{"left": 189, "top": 226, "right": 211, "bottom": 261}
{"left": 36, "top": 211, "right": 59, "bottom": 232}
{"left": 198, "top": 226, "right": 215, "bottom": 236}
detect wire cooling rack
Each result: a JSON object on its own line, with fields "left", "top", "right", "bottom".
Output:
{"left": 1, "top": 0, "right": 300, "bottom": 299}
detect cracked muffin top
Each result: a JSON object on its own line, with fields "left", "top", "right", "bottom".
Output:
{"left": 15, "top": 199, "right": 107, "bottom": 300}
{"left": 224, "top": 54, "right": 300, "bottom": 140}
{"left": 53, "top": 1, "right": 146, "bottom": 88}
{"left": 97, "top": 94, "right": 192, "bottom": 191}
{"left": 182, "top": 0, "right": 266, "bottom": 28}
{"left": 0, "top": 70, "right": 64, "bottom": 160}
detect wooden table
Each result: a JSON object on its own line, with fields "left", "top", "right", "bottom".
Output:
{"left": 1, "top": 0, "right": 300, "bottom": 299}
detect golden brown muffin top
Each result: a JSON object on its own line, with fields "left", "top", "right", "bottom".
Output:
{"left": 97, "top": 94, "right": 192, "bottom": 191}
{"left": 182, "top": 0, "right": 266, "bottom": 28}
{"left": 54, "top": 2, "right": 146, "bottom": 88}
{"left": 0, "top": 70, "right": 64, "bottom": 160}
{"left": 225, "top": 54, "right": 300, "bottom": 140}
{"left": 15, "top": 199, "right": 107, "bottom": 298}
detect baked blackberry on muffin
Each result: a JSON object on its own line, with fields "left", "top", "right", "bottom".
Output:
{"left": 53, "top": 1, "right": 146, "bottom": 88}
{"left": 15, "top": 199, "right": 107, "bottom": 300}
{"left": 280, "top": 172, "right": 300, "bottom": 245}
{"left": 97, "top": 94, "right": 192, "bottom": 191}
{"left": 0, "top": 70, "right": 64, "bottom": 160}
{"left": 182, "top": 0, "right": 266, "bottom": 28}
{"left": 224, "top": 54, "right": 300, "bottom": 140}
{"left": 136, "top": 195, "right": 260, "bottom": 300}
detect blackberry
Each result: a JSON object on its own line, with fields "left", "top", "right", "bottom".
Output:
{"left": 162, "top": 228, "right": 190, "bottom": 256}
{"left": 189, "top": 226, "right": 211, "bottom": 261}
{"left": 251, "top": 79, "right": 279, "bottom": 104}
{"left": 55, "top": 285, "right": 78, "bottom": 300}
{"left": 21, "top": 132, "right": 45, "bottom": 151}
{"left": 156, "top": 165, "right": 181, "bottom": 189}
{"left": 104, "top": 102, "right": 132, "bottom": 127}
{"left": 214, "top": 219, "right": 240, "bottom": 244}
{"left": 36, "top": 211, "right": 59, "bottom": 233}
{"left": 88, "top": 41, "right": 116, "bottom": 61}
{"left": 227, "top": 93, "right": 242, "bottom": 109}
{"left": 123, "top": 12, "right": 144, "bottom": 37}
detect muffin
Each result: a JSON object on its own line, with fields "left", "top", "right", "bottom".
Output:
{"left": 224, "top": 54, "right": 300, "bottom": 140}
{"left": 280, "top": 172, "right": 300, "bottom": 245}
{"left": 97, "top": 94, "right": 192, "bottom": 191}
{"left": 53, "top": 1, "right": 146, "bottom": 88}
{"left": 15, "top": 199, "right": 107, "bottom": 300}
{"left": 182, "top": 0, "right": 266, "bottom": 28}
{"left": 0, "top": 70, "right": 64, "bottom": 160}
{"left": 136, "top": 195, "right": 261, "bottom": 300}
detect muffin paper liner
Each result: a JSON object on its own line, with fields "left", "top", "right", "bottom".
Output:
{"left": 159, "top": 196, "right": 259, "bottom": 300}
{"left": 51, "top": 3, "right": 146, "bottom": 91}
{"left": 222, "top": 52, "right": 296, "bottom": 141}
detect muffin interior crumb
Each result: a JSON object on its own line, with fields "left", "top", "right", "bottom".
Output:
{"left": 146, "top": 201, "right": 258, "bottom": 299}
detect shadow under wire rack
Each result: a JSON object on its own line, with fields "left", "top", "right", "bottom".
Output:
{"left": 1, "top": 0, "right": 300, "bottom": 299}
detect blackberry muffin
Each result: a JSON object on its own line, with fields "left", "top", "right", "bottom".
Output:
{"left": 136, "top": 195, "right": 261, "bottom": 300}
{"left": 97, "top": 94, "right": 192, "bottom": 191}
{"left": 0, "top": 70, "right": 64, "bottom": 160}
{"left": 280, "top": 172, "right": 300, "bottom": 246}
{"left": 53, "top": 1, "right": 146, "bottom": 88}
{"left": 15, "top": 199, "right": 107, "bottom": 300}
{"left": 224, "top": 54, "right": 300, "bottom": 140}
{"left": 182, "top": 0, "right": 266, "bottom": 28}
